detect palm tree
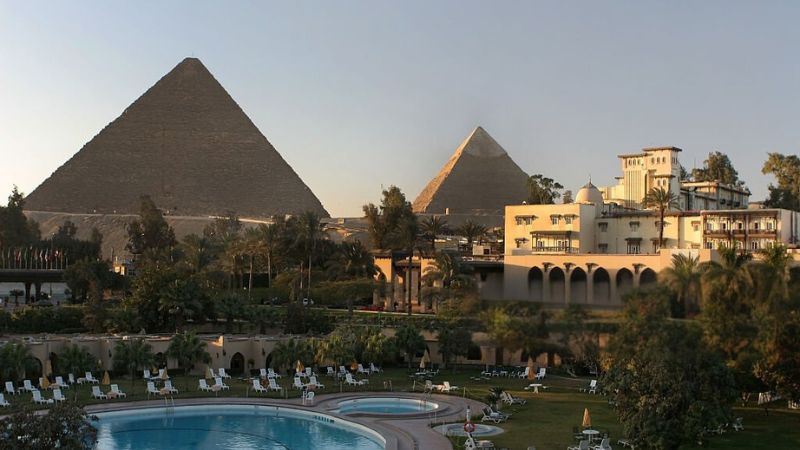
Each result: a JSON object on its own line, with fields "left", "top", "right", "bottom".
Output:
{"left": 58, "top": 345, "right": 95, "bottom": 377}
{"left": 315, "top": 335, "right": 353, "bottom": 368}
{"left": 180, "top": 234, "right": 214, "bottom": 275}
{"left": 271, "top": 339, "right": 314, "bottom": 375}
{"left": 216, "top": 292, "right": 246, "bottom": 333}
{"left": 326, "top": 241, "right": 379, "bottom": 280}
{"left": 297, "top": 212, "right": 323, "bottom": 300}
{"left": 394, "top": 214, "right": 420, "bottom": 315}
{"left": 420, "top": 216, "right": 448, "bottom": 253}
{"left": 643, "top": 187, "right": 679, "bottom": 251}
{"left": 394, "top": 324, "right": 425, "bottom": 369}
{"left": 0, "top": 342, "right": 36, "bottom": 382}
{"left": 112, "top": 338, "right": 155, "bottom": 390}
{"left": 241, "top": 228, "right": 265, "bottom": 301}
{"left": 660, "top": 253, "right": 702, "bottom": 316}
{"left": 167, "top": 332, "right": 210, "bottom": 389}
{"left": 256, "top": 220, "right": 283, "bottom": 288}
{"left": 757, "top": 242, "right": 792, "bottom": 306}
{"left": 157, "top": 278, "right": 201, "bottom": 332}
{"left": 457, "top": 220, "right": 488, "bottom": 249}
{"left": 422, "top": 251, "right": 474, "bottom": 312}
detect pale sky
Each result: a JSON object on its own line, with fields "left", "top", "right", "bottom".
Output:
{"left": 1, "top": 1, "right": 798, "bottom": 217}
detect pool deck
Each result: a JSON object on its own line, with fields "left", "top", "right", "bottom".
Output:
{"left": 85, "top": 392, "right": 487, "bottom": 450}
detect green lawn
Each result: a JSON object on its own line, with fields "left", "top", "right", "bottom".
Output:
{"left": 5, "top": 368, "right": 799, "bottom": 450}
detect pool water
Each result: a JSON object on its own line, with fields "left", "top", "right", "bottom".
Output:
{"left": 337, "top": 398, "right": 438, "bottom": 414}
{"left": 94, "top": 405, "right": 384, "bottom": 450}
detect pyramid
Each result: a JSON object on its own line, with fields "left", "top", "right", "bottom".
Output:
{"left": 412, "top": 127, "right": 529, "bottom": 214}
{"left": 25, "top": 58, "right": 329, "bottom": 218}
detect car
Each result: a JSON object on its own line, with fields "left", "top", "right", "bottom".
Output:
{"left": 359, "top": 304, "right": 384, "bottom": 312}
{"left": 302, "top": 298, "right": 314, "bottom": 306}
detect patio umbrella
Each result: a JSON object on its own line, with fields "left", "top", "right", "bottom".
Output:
{"left": 40, "top": 376, "right": 51, "bottom": 390}
{"left": 296, "top": 360, "right": 304, "bottom": 374}
{"left": 420, "top": 350, "right": 430, "bottom": 369}
{"left": 160, "top": 369, "right": 169, "bottom": 380}
{"left": 582, "top": 408, "right": 592, "bottom": 429}
{"left": 102, "top": 371, "right": 111, "bottom": 386}
{"left": 350, "top": 360, "right": 358, "bottom": 371}
{"left": 527, "top": 356, "right": 536, "bottom": 381}
{"left": 205, "top": 366, "right": 214, "bottom": 379}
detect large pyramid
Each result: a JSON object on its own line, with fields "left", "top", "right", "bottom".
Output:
{"left": 25, "top": 58, "right": 329, "bottom": 218}
{"left": 412, "top": 127, "right": 529, "bottom": 214}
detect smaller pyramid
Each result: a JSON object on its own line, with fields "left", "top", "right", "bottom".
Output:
{"left": 413, "top": 127, "right": 529, "bottom": 214}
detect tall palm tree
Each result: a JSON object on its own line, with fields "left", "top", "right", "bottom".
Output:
{"left": 315, "top": 334, "right": 352, "bottom": 368}
{"left": 420, "top": 216, "right": 448, "bottom": 253}
{"left": 257, "top": 220, "right": 283, "bottom": 288}
{"left": 457, "top": 220, "right": 488, "bottom": 249}
{"left": 0, "top": 342, "right": 36, "bottom": 382}
{"left": 180, "top": 234, "right": 214, "bottom": 275}
{"left": 241, "top": 228, "right": 265, "bottom": 301}
{"left": 167, "top": 332, "right": 210, "bottom": 389}
{"left": 326, "top": 240, "right": 379, "bottom": 280}
{"left": 394, "top": 214, "right": 420, "bottom": 315}
{"left": 757, "top": 242, "right": 792, "bottom": 307}
{"left": 297, "top": 212, "right": 323, "bottom": 300}
{"left": 112, "top": 339, "right": 155, "bottom": 390}
{"left": 659, "top": 253, "right": 702, "bottom": 316}
{"left": 271, "top": 339, "right": 314, "bottom": 375}
{"left": 643, "top": 187, "right": 679, "bottom": 251}
{"left": 58, "top": 345, "right": 95, "bottom": 377}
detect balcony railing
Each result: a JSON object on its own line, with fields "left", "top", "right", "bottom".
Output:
{"left": 704, "top": 229, "right": 776, "bottom": 236}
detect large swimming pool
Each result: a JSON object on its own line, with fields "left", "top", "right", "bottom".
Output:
{"left": 337, "top": 397, "right": 438, "bottom": 415}
{"left": 94, "top": 405, "right": 384, "bottom": 450}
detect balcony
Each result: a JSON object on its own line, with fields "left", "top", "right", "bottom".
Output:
{"left": 531, "top": 246, "right": 575, "bottom": 253}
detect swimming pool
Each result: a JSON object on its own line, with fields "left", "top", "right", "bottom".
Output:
{"left": 337, "top": 397, "right": 438, "bottom": 415}
{"left": 94, "top": 404, "right": 384, "bottom": 450}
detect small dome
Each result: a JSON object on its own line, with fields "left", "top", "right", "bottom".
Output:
{"left": 575, "top": 181, "right": 604, "bottom": 204}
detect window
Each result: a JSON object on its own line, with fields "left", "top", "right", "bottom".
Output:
{"left": 515, "top": 218, "right": 524, "bottom": 226}
{"left": 598, "top": 244, "right": 608, "bottom": 254}
{"left": 721, "top": 223, "right": 727, "bottom": 231}
{"left": 525, "top": 217, "right": 533, "bottom": 225}
{"left": 651, "top": 157, "right": 655, "bottom": 164}
{"left": 551, "top": 216, "right": 559, "bottom": 225}
{"left": 598, "top": 222, "right": 608, "bottom": 232}
{"left": 705, "top": 241, "right": 713, "bottom": 249}
{"left": 627, "top": 243, "right": 640, "bottom": 254}
{"left": 557, "top": 240, "right": 567, "bottom": 250}
{"left": 536, "top": 240, "right": 544, "bottom": 249}
{"left": 754, "top": 222, "right": 760, "bottom": 231}
{"left": 751, "top": 241, "right": 760, "bottom": 250}
{"left": 692, "top": 224, "right": 699, "bottom": 232}
{"left": 629, "top": 222, "right": 639, "bottom": 231}
{"left": 767, "top": 222, "right": 775, "bottom": 231}
{"left": 514, "top": 238, "right": 527, "bottom": 249}
{"left": 737, "top": 222, "right": 743, "bottom": 230}
{"left": 564, "top": 216, "right": 573, "bottom": 225}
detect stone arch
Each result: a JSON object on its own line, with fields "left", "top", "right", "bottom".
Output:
{"left": 48, "top": 352, "right": 59, "bottom": 376}
{"left": 264, "top": 352, "right": 273, "bottom": 369}
{"left": 527, "top": 267, "right": 544, "bottom": 301}
{"left": 28, "top": 357, "right": 43, "bottom": 381}
{"left": 616, "top": 268, "right": 634, "bottom": 300}
{"left": 640, "top": 268, "right": 657, "bottom": 286}
{"left": 229, "top": 352, "right": 245, "bottom": 375}
{"left": 593, "top": 268, "right": 611, "bottom": 304}
{"left": 549, "top": 267, "right": 565, "bottom": 303}
{"left": 570, "top": 267, "right": 587, "bottom": 304}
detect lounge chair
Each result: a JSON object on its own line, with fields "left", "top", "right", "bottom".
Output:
{"left": 218, "top": 368, "right": 231, "bottom": 379}
{"left": 252, "top": 379, "right": 268, "bottom": 394}
{"left": 567, "top": 440, "right": 590, "bottom": 450}
{"left": 163, "top": 380, "right": 178, "bottom": 394}
{"left": 439, "top": 381, "right": 458, "bottom": 393}
{"left": 304, "top": 390, "right": 315, "bottom": 404}
{"left": 465, "top": 435, "right": 495, "bottom": 449}
{"left": 267, "top": 378, "right": 282, "bottom": 392}
{"left": 268, "top": 368, "right": 281, "bottom": 379}
{"left": 370, "top": 363, "right": 382, "bottom": 373}
{"left": 305, "top": 367, "right": 314, "bottom": 378}
{"left": 480, "top": 407, "right": 507, "bottom": 423}
{"left": 293, "top": 377, "right": 304, "bottom": 390}
{"left": 581, "top": 380, "right": 598, "bottom": 394}
{"left": 32, "top": 390, "right": 53, "bottom": 405}
{"left": 53, "top": 389, "right": 66, "bottom": 403}
{"left": 143, "top": 369, "right": 153, "bottom": 380}
{"left": 534, "top": 368, "right": 546, "bottom": 380}
{"left": 489, "top": 406, "right": 511, "bottom": 418}
{"left": 22, "top": 379, "right": 36, "bottom": 393}
{"left": 732, "top": 417, "right": 744, "bottom": 431}
{"left": 344, "top": 373, "right": 366, "bottom": 386}
{"left": 0, "top": 393, "right": 9, "bottom": 407}
{"left": 357, "top": 364, "right": 370, "bottom": 375}
{"left": 199, "top": 379, "right": 212, "bottom": 392}
{"left": 5, "top": 382, "right": 15, "bottom": 395}
{"left": 592, "top": 438, "right": 611, "bottom": 450}
{"left": 259, "top": 368, "right": 268, "bottom": 378}
{"left": 518, "top": 367, "right": 530, "bottom": 379}
{"left": 338, "top": 366, "right": 347, "bottom": 377}
{"left": 214, "top": 377, "right": 230, "bottom": 390}
{"left": 84, "top": 372, "right": 99, "bottom": 384}
{"left": 54, "top": 376, "right": 69, "bottom": 389}
{"left": 326, "top": 366, "right": 335, "bottom": 377}
{"left": 501, "top": 391, "right": 527, "bottom": 405}
{"left": 91, "top": 385, "right": 107, "bottom": 399}
{"left": 424, "top": 380, "right": 435, "bottom": 392}
{"left": 111, "top": 384, "right": 127, "bottom": 398}
{"left": 146, "top": 381, "right": 160, "bottom": 396}
{"left": 68, "top": 373, "right": 76, "bottom": 385}
{"left": 308, "top": 376, "right": 325, "bottom": 389}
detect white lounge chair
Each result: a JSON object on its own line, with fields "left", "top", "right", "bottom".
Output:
{"left": 732, "top": 417, "right": 744, "bottom": 431}
{"left": 214, "top": 377, "right": 230, "bottom": 390}
{"left": 534, "top": 368, "right": 546, "bottom": 380}
{"left": 304, "top": 390, "right": 315, "bottom": 404}
{"left": 199, "top": 379, "right": 212, "bottom": 392}
{"left": 252, "top": 379, "right": 268, "bottom": 394}
{"left": 326, "top": 366, "right": 335, "bottom": 377}
{"left": 91, "top": 385, "right": 107, "bottom": 399}
{"left": 357, "top": 364, "right": 370, "bottom": 375}
{"left": 0, "top": 393, "right": 9, "bottom": 407}
{"left": 54, "top": 376, "right": 69, "bottom": 389}
{"left": 369, "top": 363, "right": 382, "bottom": 374}
{"left": 344, "top": 373, "right": 366, "bottom": 386}
{"left": 53, "top": 388, "right": 66, "bottom": 403}
{"left": 68, "top": 373, "right": 76, "bottom": 385}
{"left": 439, "top": 381, "right": 458, "bottom": 393}
{"left": 480, "top": 407, "right": 506, "bottom": 423}
{"left": 305, "top": 367, "right": 314, "bottom": 378}
{"left": 22, "top": 380, "right": 36, "bottom": 393}
{"left": 218, "top": 368, "right": 231, "bottom": 379}
{"left": 164, "top": 380, "right": 178, "bottom": 394}
{"left": 32, "top": 390, "right": 53, "bottom": 405}
{"left": 567, "top": 440, "right": 591, "bottom": 450}
{"left": 111, "top": 384, "right": 127, "bottom": 398}
{"left": 146, "top": 381, "right": 160, "bottom": 396}
{"left": 338, "top": 366, "right": 347, "bottom": 377}
{"left": 267, "top": 378, "right": 282, "bottom": 392}
{"left": 5, "top": 382, "right": 15, "bottom": 396}
{"left": 501, "top": 391, "right": 527, "bottom": 405}
{"left": 518, "top": 367, "right": 530, "bottom": 379}
{"left": 268, "top": 368, "right": 282, "bottom": 379}
{"left": 581, "top": 379, "right": 598, "bottom": 394}
{"left": 592, "top": 438, "right": 611, "bottom": 450}
{"left": 84, "top": 372, "right": 99, "bottom": 384}
{"left": 465, "top": 435, "right": 495, "bottom": 449}
{"left": 293, "top": 377, "right": 305, "bottom": 390}
{"left": 143, "top": 369, "right": 153, "bottom": 380}
{"left": 308, "top": 376, "right": 325, "bottom": 389}
{"left": 259, "top": 368, "right": 268, "bottom": 378}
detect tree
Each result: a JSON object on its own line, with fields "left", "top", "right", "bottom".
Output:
{"left": 167, "top": 332, "right": 210, "bottom": 389}
{"left": 325, "top": 240, "right": 379, "bottom": 280}
{"left": 112, "top": 339, "right": 154, "bottom": 389}
{"left": 297, "top": 211, "right": 324, "bottom": 300}
{"left": 659, "top": 253, "right": 702, "bottom": 316}
{"left": 643, "top": 187, "right": 679, "bottom": 250}
{"left": 0, "top": 186, "right": 40, "bottom": 248}
{"left": 271, "top": 339, "right": 314, "bottom": 374}
{"left": 436, "top": 322, "right": 472, "bottom": 369}
{"left": 0, "top": 402, "right": 98, "bottom": 450}
{"left": 456, "top": 220, "right": 487, "bottom": 248}
{"left": 762, "top": 152, "right": 800, "bottom": 211}
{"left": 256, "top": 220, "right": 284, "bottom": 287}
{"left": 562, "top": 190, "right": 573, "bottom": 204}
{"left": 603, "top": 289, "right": 736, "bottom": 449}
{"left": 362, "top": 186, "right": 414, "bottom": 250}
{"left": 484, "top": 305, "right": 553, "bottom": 358}
{"left": 691, "top": 151, "right": 744, "bottom": 187}
{"left": 526, "top": 174, "right": 563, "bottom": 204}
{"left": 315, "top": 334, "right": 353, "bottom": 368}
{"left": 394, "top": 324, "right": 425, "bottom": 369}
{"left": 420, "top": 216, "right": 448, "bottom": 252}
{"left": 58, "top": 345, "right": 96, "bottom": 377}
{"left": 0, "top": 342, "right": 38, "bottom": 382}
{"left": 125, "top": 195, "right": 176, "bottom": 259}
{"left": 394, "top": 214, "right": 420, "bottom": 315}
{"left": 216, "top": 292, "right": 246, "bottom": 333}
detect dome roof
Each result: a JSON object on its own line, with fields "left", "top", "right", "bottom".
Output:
{"left": 575, "top": 181, "right": 604, "bottom": 204}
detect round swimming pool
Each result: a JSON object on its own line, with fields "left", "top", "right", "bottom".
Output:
{"left": 94, "top": 404, "right": 384, "bottom": 450}
{"left": 337, "top": 397, "right": 438, "bottom": 415}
